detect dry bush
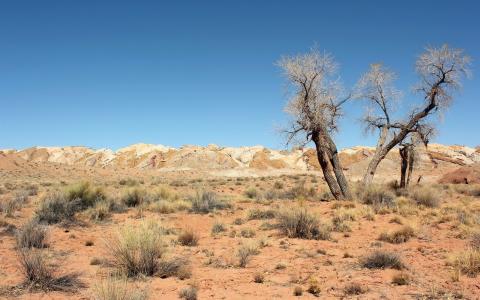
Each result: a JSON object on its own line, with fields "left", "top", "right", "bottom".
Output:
{"left": 281, "top": 181, "right": 316, "bottom": 200}
{"left": 411, "top": 186, "right": 440, "bottom": 208}
{"left": 451, "top": 249, "right": 480, "bottom": 277}
{"left": 36, "top": 192, "right": 81, "bottom": 224}
{"left": 470, "top": 232, "right": 480, "bottom": 249}
{"left": 109, "top": 220, "right": 166, "bottom": 277}
{"left": 157, "top": 257, "right": 191, "bottom": 279}
{"left": 240, "top": 228, "right": 256, "bottom": 238}
{"left": 93, "top": 276, "right": 148, "bottom": 300}
{"left": 149, "top": 199, "right": 190, "bottom": 214}
{"left": 211, "top": 222, "right": 226, "bottom": 235}
{"left": 293, "top": 286, "right": 303, "bottom": 296}
{"left": 391, "top": 272, "right": 411, "bottom": 285}
{"left": 1, "top": 191, "right": 29, "bottom": 217}
{"left": 344, "top": 282, "right": 366, "bottom": 295}
{"left": 277, "top": 207, "right": 330, "bottom": 240}
{"left": 244, "top": 187, "right": 259, "bottom": 199}
{"left": 18, "top": 249, "right": 83, "bottom": 292}
{"left": 190, "top": 191, "right": 230, "bottom": 214}
{"left": 88, "top": 200, "right": 112, "bottom": 222}
{"left": 66, "top": 182, "right": 105, "bottom": 209}
{"left": 122, "top": 188, "right": 147, "bottom": 207}
{"left": 253, "top": 272, "right": 264, "bottom": 283}
{"left": 358, "top": 184, "right": 396, "bottom": 211}
{"left": 379, "top": 225, "right": 416, "bottom": 244}
{"left": 178, "top": 229, "right": 199, "bottom": 246}
{"left": 307, "top": 277, "right": 321, "bottom": 296}
{"left": 273, "top": 181, "right": 284, "bottom": 189}
{"left": 361, "top": 251, "right": 404, "bottom": 270}
{"left": 237, "top": 241, "right": 260, "bottom": 267}
{"left": 247, "top": 208, "right": 276, "bottom": 220}
{"left": 179, "top": 286, "right": 197, "bottom": 300}
{"left": 454, "top": 184, "right": 480, "bottom": 197}
{"left": 16, "top": 218, "right": 48, "bottom": 249}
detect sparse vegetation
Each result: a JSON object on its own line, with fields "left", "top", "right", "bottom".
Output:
{"left": 190, "top": 191, "right": 230, "bottom": 214}
{"left": 379, "top": 225, "right": 416, "bottom": 244}
{"left": 247, "top": 208, "right": 276, "bottom": 220}
{"left": 179, "top": 286, "right": 197, "bottom": 300}
{"left": 412, "top": 186, "right": 440, "bottom": 208}
{"left": 93, "top": 276, "right": 148, "bottom": 300}
{"left": 16, "top": 218, "right": 48, "bottom": 249}
{"left": 361, "top": 251, "right": 404, "bottom": 270}
{"left": 277, "top": 207, "right": 330, "bottom": 240}
{"left": 237, "top": 241, "right": 260, "bottom": 267}
{"left": 178, "top": 229, "right": 199, "bottom": 246}
{"left": 451, "top": 249, "right": 480, "bottom": 277}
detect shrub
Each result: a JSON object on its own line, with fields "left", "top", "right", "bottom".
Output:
{"left": 190, "top": 191, "right": 230, "bottom": 214}
{"left": 282, "top": 182, "right": 316, "bottom": 200}
{"left": 277, "top": 207, "right": 330, "bottom": 240}
{"left": 293, "top": 286, "right": 303, "bottom": 296}
{"left": 247, "top": 208, "right": 276, "bottom": 220}
{"left": 391, "top": 272, "right": 411, "bottom": 285}
{"left": 122, "top": 188, "right": 146, "bottom": 207}
{"left": 237, "top": 241, "right": 260, "bottom": 267}
{"left": 18, "top": 249, "right": 83, "bottom": 292}
{"left": 93, "top": 276, "right": 148, "bottom": 300}
{"left": 244, "top": 187, "right": 259, "bottom": 199}
{"left": 179, "top": 286, "right": 197, "bottom": 300}
{"left": 16, "top": 218, "right": 48, "bottom": 249}
{"left": 211, "top": 222, "right": 226, "bottom": 235}
{"left": 361, "top": 251, "right": 404, "bottom": 270}
{"left": 109, "top": 220, "right": 166, "bottom": 277}
{"left": 36, "top": 192, "right": 81, "bottom": 224}
{"left": 379, "top": 225, "right": 416, "bottom": 244}
{"left": 240, "top": 228, "right": 256, "bottom": 238}
{"left": 307, "top": 277, "right": 321, "bottom": 296}
{"left": 359, "top": 185, "right": 396, "bottom": 210}
{"left": 157, "top": 257, "right": 191, "bottom": 279}
{"left": 178, "top": 229, "right": 199, "bottom": 246}
{"left": 451, "top": 249, "right": 480, "bottom": 277}
{"left": 253, "top": 272, "right": 264, "bottom": 283}
{"left": 470, "top": 232, "right": 480, "bottom": 249}
{"left": 273, "top": 181, "right": 284, "bottom": 189}
{"left": 344, "top": 283, "right": 366, "bottom": 295}
{"left": 89, "top": 200, "right": 112, "bottom": 222}
{"left": 412, "top": 186, "right": 440, "bottom": 207}
{"left": 66, "top": 182, "right": 105, "bottom": 209}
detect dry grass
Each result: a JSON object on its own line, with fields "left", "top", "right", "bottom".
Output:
{"left": 361, "top": 251, "right": 404, "bottom": 270}
{"left": 379, "top": 225, "right": 416, "bottom": 244}
{"left": 247, "top": 208, "right": 276, "bottom": 220}
{"left": 109, "top": 220, "right": 166, "bottom": 277}
{"left": 412, "top": 186, "right": 440, "bottom": 208}
{"left": 92, "top": 276, "right": 148, "bottom": 300}
{"left": 190, "top": 191, "right": 230, "bottom": 214}
{"left": 16, "top": 218, "right": 49, "bottom": 249}
{"left": 237, "top": 241, "right": 260, "bottom": 267}
{"left": 451, "top": 248, "right": 480, "bottom": 277}
{"left": 277, "top": 207, "right": 330, "bottom": 240}
{"left": 391, "top": 272, "right": 411, "bottom": 285}
{"left": 18, "top": 249, "right": 83, "bottom": 292}
{"left": 178, "top": 229, "right": 199, "bottom": 246}
{"left": 179, "top": 286, "right": 197, "bottom": 300}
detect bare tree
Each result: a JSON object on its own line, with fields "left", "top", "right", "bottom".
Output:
{"left": 355, "top": 45, "right": 471, "bottom": 185}
{"left": 278, "top": 48, "right": 352, "bottom": 200}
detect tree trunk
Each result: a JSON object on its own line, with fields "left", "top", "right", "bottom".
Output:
{"left": 321, "top": 131, "right": 352, "bottom": 199}
{"left": 399, "top": 146, "right": 408, "bottom": 188}
{"left": 406, "top": 148, "right": 415, "bottom": 186}
{"left": 312, "top": 134, "right": 344, "bottom": 200}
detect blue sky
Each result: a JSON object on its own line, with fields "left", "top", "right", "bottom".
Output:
{"left": 1, "top": 1, "right": 478, "bottom": 150}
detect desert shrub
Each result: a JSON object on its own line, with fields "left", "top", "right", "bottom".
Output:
{"left": 273, "top": 181, "right": 284, "bottom": 189}
{"left": 344, "top": 283, "right": 366, "bottom": 295}
{"left": 470, "top": 232, "right": 480, "bottom": 249}
{"left": 18, "top": 249, "right": 83, "bottom": 292}
{"left": 66, "top": 182, "right": 105, "bottom": 209}
{"left": 361, "top": 251, "right": 404, "bottom": 270}
{"left": 244, "top": 187, "right": 259, "bottom": 199}
{"left": 93, "top": 276, "right": 148, "bottom": 300}
{"left": 109, "top": 220, "right": 166, "bottom": 277}
{"left": 211, "top": 222, "right": 226, "bottom": 235}
{"left": 293, "top": 286, "right": 303, "bottom": 296}
{"left": 157, "top": 257, "right": 191, "bottom": 279}
{"left": 240, "top": 228, "right": 256, "bottom": 238}
{"left": 451, "top": 249, "right": 480, "bottom": 277}
{"left": 233, "top": 218, "right": 244, "bottom": 225}
{"left": 307, "top": 277, "right": 321, "bottom": 296}
{"left": 379, "top": 225, "right": 416, "bottom": 244}
{"left": 281, "top": 182, "right": 316, "bottom": 200}
{"left": 247, "top": 208, "right": 276, "bottom": 220}
{"left": 190, "top": 191, "right": 230, "bottom": 214}
{"left": 1, "top": 191, "right": 30, "bottom": 216}
{"left": 391, "top": 272, "right": 411, "bottom": 285}
{"left": 88, "top": 200, "right": 112, "bottom": 222}
{"left": 237, "top": 241, "right": 260, "bottom": 267}
{"left": 411, "top": 186, "right": 440, "bottom": 207}
{"left": 36, "top": 192, "right": 81, "bottom": 224}
{"left": 16, "top": 218, "right": 48, "bottom": 249}
{"left": 253, "top": 272, "right": 264, "bottom": 283}
{"left": 122, "top": 188, "right": 147, "bottom": 207}
{"left": 178, "top": 229, "right": 199, "bottom": 246}
{"left": 179, "top": 286, "right": 197, "bottom": 300}
{"left": 119, "top": 178, "right": 138, "bottom": 186}
{"left": 277, "top": 207, "right": 330, "bottom": 240}
{"left": 359, "top": 185, "right": 396, "bottom": 210}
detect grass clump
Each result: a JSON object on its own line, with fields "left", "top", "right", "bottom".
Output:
{"left": 157, "top": 257, "right": 191, "bottom": 279}
{"left": 358, "top": 184, "right": 396, "bottom": 211}
{"left": 344, "top": 283, "right": 366, "bottom": 295}
{"left": 18, "top": 249, "right": 83, "bottom": 292}
{"left": 293, "top": 286, "right": 303, "bottom": 296}
{"left": 244, "top": 187, "right": 259, "bottom": 199}
{"left": 190, "top": 191, "right": 230, "bottom": 214}
{"left": 93, "top": 276, "right": 148, "bottom": 300}
{"left": 451, "top": 249, "right": 480, "bottom": 277}
{"left": 178, "top": 229, "right": 199, "bottom": 246}
{"left": 16, "top": 218, "right": 48, "bottom": 249}
{"left": 179, "top": 286, "right": 197, "bottom": 300}
{"left": 411, "top": 186, "right": 440, "bottom": 207}
{"left": 391, "top": 272, "right": 411, "bottom": 285}
{"left": 361, "top": 251, "right": 404, "bottom": 270}
{"left": 211, "top": 222, "right": 226, "bottom": 235}
{"left": 253, "top": 272, "right": 265, "bottom": 283}
{"left": 277, "top": 207, "right": 330, "bottom": 240}
{"left": 122, "top": 188, "right": 147, "bottom": 207}
{"left": 379, "top": 225, "right": 416, "bottom": 244}
{"left": 66, "top": 182, "right": 105, "bottom": 209}
{"left": 237, "top": 241, "right": 260, "bottom": 267}
{"left": 109, "top": 220, "right": 166, "bottom": 277}
{"left": 247, "top": 208, "right": 276, "bottom": 220}
{"left": 36, "top": 192, "right": 80, "bottom": 224}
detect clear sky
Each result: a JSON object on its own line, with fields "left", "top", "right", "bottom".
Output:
{"left": 1, "top": 1, "right": 479, "bottom": 150}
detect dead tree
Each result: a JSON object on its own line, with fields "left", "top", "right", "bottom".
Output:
{"left": 355, "top": 45, "right": 470, "bottom": 185}
{"left": 278, "top": 48, "right": 352, "bottom": 200}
